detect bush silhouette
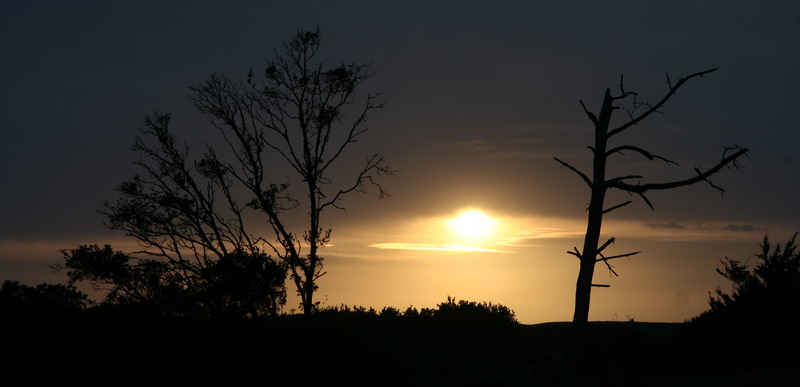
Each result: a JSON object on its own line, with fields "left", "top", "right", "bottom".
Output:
{"left": 316, "top": 297, "right": 517, "bottom": 326}
{"left": 692, "top": 233, "right": 800, "bottom": 363}
{"left": 432, "top": 296, "right": 517, "bottom": 325}
{"left": 700, "top": 234, "right": 799, "bottom": 324}
{"left": 199, "top": 251, "right": 287, "bottom": 318}
{"left": 0, "top": 280, "right": 89, "bottom": 322}
{"left": 56, "top": 244, "right": 286, "bottom": 318}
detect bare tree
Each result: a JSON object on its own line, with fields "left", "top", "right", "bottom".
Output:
{"left": 105, "top": 113, "right": 263, "bottom": 269}
{"left": 102, "top": 29, "right": 391, "bottom": 316}
{"left": 94, "top": 112, "right": 288, "bottom": 317}
{"left": 554, "top": 68, "right": 749, "bottom": 326}
{"left": 183, "top": 28, "right": 391, "bottom": 315}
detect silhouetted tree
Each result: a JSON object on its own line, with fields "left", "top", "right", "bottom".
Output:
{"left": 103, "top": 28, "right": 391, "bottom": 316}
{"left": 707, "top": 234, "right": 799, "bottom": 322}
{"left": 554, "top": 69, "right": 749, "bottom": 326}
{"left": 92, "top": 108, "right": 289, "bottom": 316}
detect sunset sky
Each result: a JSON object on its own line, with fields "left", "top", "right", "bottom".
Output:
{"left": 2, "top": 1, "right": 799, "bottom": 323}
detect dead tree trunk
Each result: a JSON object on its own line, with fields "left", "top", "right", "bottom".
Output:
{"left": 555, "top": 69, "right": 749, "bottom": 326}
{"left": 572, "top": 88, "right": 613, "bottom": 324}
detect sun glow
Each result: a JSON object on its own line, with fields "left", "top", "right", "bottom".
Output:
{"left": 448, "top": 210, "right": 496, "bottom": 241}
{"left": 366, "top": 212, "right": 590, "bottom": 254}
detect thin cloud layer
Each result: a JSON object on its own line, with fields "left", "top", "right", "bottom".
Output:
{"left": 644, "top": 222, "right": 685, "bottom": 229}
{"left": 369, "top": 243, "right": 509, "bottom": 253}
{"left": 716, "top": 224, "right": 762, "bottom": 232}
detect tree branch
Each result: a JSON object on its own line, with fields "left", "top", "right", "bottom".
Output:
{"left": 607, "top": 147, "right": 748, "bottom": 201}
{"left": 613, "top": 73, "right": 638, "bottom": 101}
{"left": 597, "top": 237, "right": 616, "bottom": 254}
{"left": 554, "top": 157, "right": 593, "bottom": 188}
{"left": 605, "top": 175, "right": 644, "bottom": 185}
{"left": 599, "top": 255, "right": 619, "bottom": 277}
{"left": 606, "top": 145, "right": 679, "bottom": 166}
{"left": 579, "top": 100, "right": 598, "bottom": 125}
{"left": 567, "top": 247, "right": 582, "bottom": 259}
{"left": 607, "top": 68, "right": 718, "bottom": 139}
{"left": 603, "top": 201, "right": 632, "bottom": 214}
{"left": 597, "top": 251, "right": 641, "bottom": 261}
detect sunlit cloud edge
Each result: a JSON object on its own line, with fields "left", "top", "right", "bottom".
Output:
{"left": 368, "top": 243, "right": 510, "bottom": 253}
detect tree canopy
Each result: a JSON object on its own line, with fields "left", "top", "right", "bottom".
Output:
{"left": 703, "top": 234, "right": 800, "bottom": 325}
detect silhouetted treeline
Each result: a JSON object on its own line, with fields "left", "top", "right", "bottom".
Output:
{"left": 52, "top": 244, "right": 286, "bottom": 318}
{"left": 0, "top": 293, "right": 523, "bottom": 385}
{"left": 0, "top": 280, "right": 88, "bottom": 322}
{"left": 319, "top": 296, "right": 517, "bottom": 325}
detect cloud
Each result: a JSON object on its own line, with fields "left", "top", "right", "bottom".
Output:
{"left": 454, "top": 139, "right": 494, "bottom": 152}
{"left": 454, "top": 137, "right": 553, "bottom": 159}
{"left": 494, "top": 228, "right": 584, "bottom": 247}
{"left": 486, "top": 150, "right": 551, "bottom": 159}
{"left": 717, "top": 224, "right": 761, "bottom": 232}
{"left": 644, "top": 222, "right": 685, "bottom": 229}
{"left": 368, "top": 243, "right": 509, "bottom": 253}
{"left": 640, "top": 222, "right": 762, "bottom": 237}
{"left": 507, "top": 137, "right": 545, "bottom": 145}
{"left": 511, "top": 122, "right": 592, "bottom": 134}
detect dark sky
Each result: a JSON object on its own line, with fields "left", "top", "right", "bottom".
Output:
{"left": 2, "top": 1, "right": 799, "bottom": 321}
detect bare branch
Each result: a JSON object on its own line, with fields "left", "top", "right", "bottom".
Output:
{"left": 554, "top": 157, "right": 592, "bottom": 188}
{"left": 567, "top": 247, "right": 582, "bottom": 259}
{"left": 579, "top": 100, "right": 598, "bottom": 125}
{"left": 636, "top": 191, "right": 655, "bottom": 210}
{"left": 597, "top": 251, "right": 641, "bottom": 261}
{"left": 597, "top": 237, "right": 616, "bottom": 254}
{"left": 319, "top": 153, "right": 395, "bottom": 211}
{"left": 605, "top": 175, "right": 644, "bottom": 185}
{"left": 606, "top": 145, "right": 680, "bottom": 166}
{"left": 607, "top": 147, "right": 749, "bottom": 205}
{"left": 607, "top": 68, "right": 718, "bottom": 139}
{"left": 723, "top": 144, "right": 750, "bottom": 168}
{"left": 695, "top": 167, "right": 725, "bottom": 194}
{"left": 603, "top": 201, "right": 632, "bottom": 214}
{"left": 613, "top": 73, "right": 638, "bottom": 100}
{"left": 598, "top": 254, "right": 619, "bottom": 277}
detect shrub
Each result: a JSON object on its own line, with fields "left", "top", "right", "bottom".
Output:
{"left": 434, "top": 296, "right": 517, "bottom": 325}
{"left": 0, "top": 280, "right": 89, "bottom": 321}
{"left": 695, "top": 233, "right": 800, "bottom": 328}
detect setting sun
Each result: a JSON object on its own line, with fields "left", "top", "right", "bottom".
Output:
{"left": 448, "top": 210, "right": 496, "bottom": 241}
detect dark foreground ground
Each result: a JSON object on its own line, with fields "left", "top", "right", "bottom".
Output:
{"left": 2, "top": 311, "right": 798, "bottom": 386}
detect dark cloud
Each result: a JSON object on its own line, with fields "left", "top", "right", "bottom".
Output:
{"left": 718, "top": 224, "right": 762, "bottom": 232}
{"left": 454, "top": 139, "right": 494, "bottom": 152}
{"left": 454, "top": 135, "right": 558, "bottom": 159}
{"left": 644, "top": 222, "right": 685, "bottom": 229}
{"left": 508, "top": 137, "right": 546, "bottom": 145}
{"left": 486, "top": 150, "right": 551, "bottom": 159}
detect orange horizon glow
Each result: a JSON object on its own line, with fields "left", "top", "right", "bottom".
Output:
{"left": 1, "top": 211, "right": 786, "bottom": 324}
